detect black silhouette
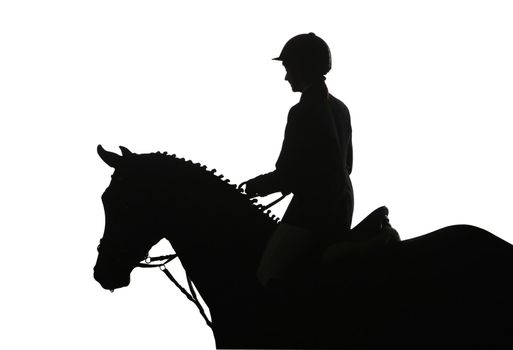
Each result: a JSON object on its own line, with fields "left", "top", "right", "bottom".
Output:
{"left": 243, "top": 33, "right": 353, "bottom": 240}
{"left": 94, "top": 145, "right": 513, "bottom": 349}
{"left": 242, "top": 33, "right": 355, "bottom": 291}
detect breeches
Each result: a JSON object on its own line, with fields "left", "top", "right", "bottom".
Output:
{"left": 281, "top": 185, "right": 354, "bottom": 246}
{"left": 257, "top": 223, "right": 317, "bottom": 288}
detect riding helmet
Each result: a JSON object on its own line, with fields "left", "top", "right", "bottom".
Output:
{"left": 273, "top": 32, "right": 332, "bottom": 76}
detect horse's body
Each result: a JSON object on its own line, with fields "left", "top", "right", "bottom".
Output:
{"left": 94, "top": 146, "right": 513, "bottom": 349}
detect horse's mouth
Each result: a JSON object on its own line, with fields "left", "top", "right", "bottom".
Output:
{"left": 94, "top": 267, "right": 131, "bottom": 291}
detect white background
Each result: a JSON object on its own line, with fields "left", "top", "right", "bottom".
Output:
{"left": 1, "top": 1, "right": 512, "bottom": 349}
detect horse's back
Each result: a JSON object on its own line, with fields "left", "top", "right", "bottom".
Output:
{"left": 315, "top": 224, "right": 513, "bottom": 348}
{"left": 397, "top": 224, "right": 513, "bottom": 293}
{"left": 380, "top": 225, "right": 513, "bottom": 348}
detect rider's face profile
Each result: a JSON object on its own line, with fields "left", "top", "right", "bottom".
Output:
{"left": 283, "top": 63, "right": 307, "bottom": 92}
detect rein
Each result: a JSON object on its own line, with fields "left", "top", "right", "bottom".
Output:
{"left": 261, "top": 193, "right": 288, "bottom": 211}
{"left": 137, "top": 254, "right": 213, "bottom": 329}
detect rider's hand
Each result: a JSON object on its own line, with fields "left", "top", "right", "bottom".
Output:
{"left": 239, "top": 175, "right": 272, "bottom": 198}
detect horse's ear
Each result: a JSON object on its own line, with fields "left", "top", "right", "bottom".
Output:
{"left": 119, "top": 146, "right": 133, "bottom": 157}
{"left": 97, "top": 144, "right": 121, "bottom": 168}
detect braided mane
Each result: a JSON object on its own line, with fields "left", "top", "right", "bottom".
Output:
{"left": 129, "top": 151, "right": 281, "bottom": 225}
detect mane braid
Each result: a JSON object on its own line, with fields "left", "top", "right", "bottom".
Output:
{"left": 141, "top": 152, "right": 280, "bottom": 224}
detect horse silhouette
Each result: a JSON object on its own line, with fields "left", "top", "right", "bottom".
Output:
{"left": 94, "top": 145, "right": 513, "bottom": 349}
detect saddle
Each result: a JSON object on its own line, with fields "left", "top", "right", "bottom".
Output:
{"left": 322, "top": 206, "right": 401, "bottom": 263}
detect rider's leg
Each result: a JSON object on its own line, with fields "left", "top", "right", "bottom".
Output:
{"left": 257, "top": 223, "right": 317, "bottom": 289}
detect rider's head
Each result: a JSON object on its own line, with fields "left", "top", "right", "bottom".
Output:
{"left": 273, "top": 33, "right": 331, "bottom": 92}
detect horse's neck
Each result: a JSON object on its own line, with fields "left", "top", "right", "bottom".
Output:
{"left": 162, "top": 186, "right": 277, "bottom": 312}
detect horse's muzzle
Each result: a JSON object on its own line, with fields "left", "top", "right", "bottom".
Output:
{"left": 93, "top": 266, "right": 131, "bottom": 291}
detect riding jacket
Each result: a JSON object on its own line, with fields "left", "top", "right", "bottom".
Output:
{"left": 259, "top": 78, "right": 354, "bottom": 243}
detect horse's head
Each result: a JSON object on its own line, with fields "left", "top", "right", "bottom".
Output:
{"left": 94, "top": 145, "right": 166, "bottom": 291}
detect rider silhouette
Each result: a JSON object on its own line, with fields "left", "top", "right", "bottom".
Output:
{"left": 242, "top": 33, "right": 354, "bottom": 289}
